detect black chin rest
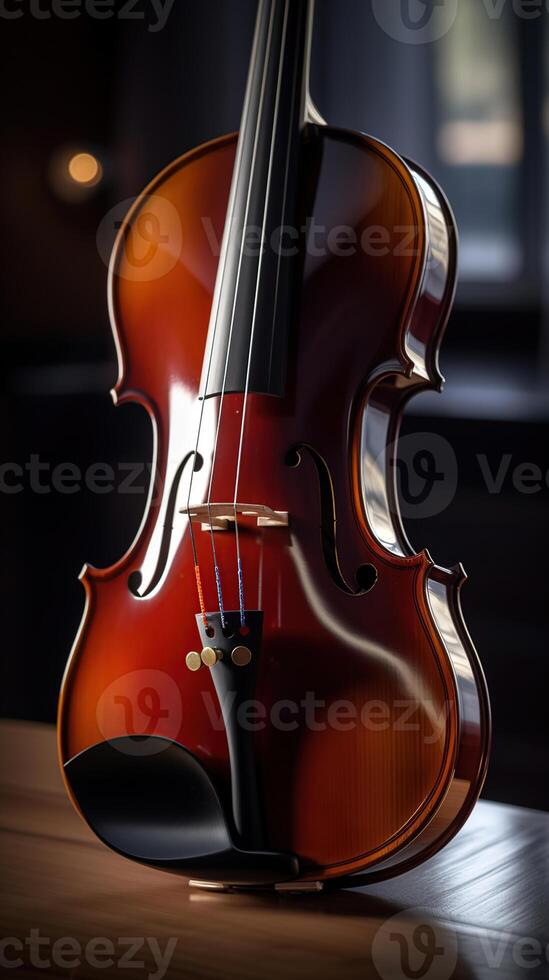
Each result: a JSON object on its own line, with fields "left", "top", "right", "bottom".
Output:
{"left": 65, "top": 736, "right": 298, "bottom": 886}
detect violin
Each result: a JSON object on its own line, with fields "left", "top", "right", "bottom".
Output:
{"left": 58, "top": 0, "right": 491, "bottom": 889}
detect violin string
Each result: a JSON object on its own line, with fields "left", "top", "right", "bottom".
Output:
{"left": 206, "top": 0, "right": 276, "bottom": 626}
{"left": 185, "top": 0, "right": 267, "bottom": 628}
{"left": 267, "top": 2, "right": 302, "bottom": 387}
{"left": 233, "top": 0, "right": 290, "bottom": 628}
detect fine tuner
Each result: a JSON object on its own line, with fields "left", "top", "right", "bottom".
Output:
{"left": 185, "top": 645, "right": 252, "bottom": 671}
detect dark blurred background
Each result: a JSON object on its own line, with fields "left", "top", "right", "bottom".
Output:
{"left": 0, "top": 1, "right": 547, "bottom": 810}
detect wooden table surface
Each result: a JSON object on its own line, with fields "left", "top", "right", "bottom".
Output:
{"left": 0, "top": 720, "right": 547, "bottom": 980}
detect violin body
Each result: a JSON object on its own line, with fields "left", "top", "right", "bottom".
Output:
{"left": 58, "top": 122, "right": 490, "bottom": 886}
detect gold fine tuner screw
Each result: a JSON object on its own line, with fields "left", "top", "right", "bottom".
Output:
{"left": 231, "top": 645, "right": 252, "bottom": 667}
{"left": 200, "top": 647, "right": 223, "bottom": 667}
{"left": 185, "top": 651, "right": 202, "bottom": 672}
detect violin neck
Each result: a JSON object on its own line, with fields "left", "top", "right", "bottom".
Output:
{"left": 244, "top": 0, "right": 314, "bottom": 143}
{"left": 200, "top": 0, "right": 315, "bottom": 401}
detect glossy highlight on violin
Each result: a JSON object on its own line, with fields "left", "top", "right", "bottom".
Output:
{"left": 58, "top": 0, "right": 491, "bottom": 889}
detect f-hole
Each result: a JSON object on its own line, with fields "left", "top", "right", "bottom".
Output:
{"left": 285, "top": 445, "right": 377, "bottom": 597}
{"left": 128, "top": 452, "right": 203, "bottom": 597}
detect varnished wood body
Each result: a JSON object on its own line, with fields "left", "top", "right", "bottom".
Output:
{"left": 58, "top": 125, "right": 490, "bottom": 882}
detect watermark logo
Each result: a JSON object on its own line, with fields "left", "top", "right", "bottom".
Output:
{"left": 376, "top": 432, "right": 458, "bottom": 519}
{"left": 371, "top": 0, "right": 458, "bottom": 44}
{"left": 372, "top": 910, "right": 458, "bottom": 980}
{"left": 372, "top": 911, "right": 549, "bottom": 977}
{"left": 97, "top": 669, "right": 183, "bottom": 753}
{"left": 96, "top": 195, "right": 182, "bottom": 283}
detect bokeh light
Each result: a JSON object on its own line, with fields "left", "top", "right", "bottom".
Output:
{"left": 49, "top": 146, "right": 105, "bottom": 202}
{"left": 67, "top": 152, "right": 102, "bottom": 186}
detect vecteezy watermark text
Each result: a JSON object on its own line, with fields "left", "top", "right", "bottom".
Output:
{"left": 0, "top": 456, "right": 153, "bottom": 496}
{"left": 96, "top": 195, "right": 430, "bottom": 284}
{"left": 95, "top": 671, "right": 452, "bottom": 746}
{"left": 2, "top": 449, "right": 548, "bottom": 521}
{"left": 0, "top": 0, "right": 175, "bottom": 32}
{"left": 199, "top": 216, "right": 423, "bottom": 260}
{"left": 201, "top": 692, "right": 451, "bottom": 741}
{"left": 0, "top": 931, "right": 177, "bottom": 978}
